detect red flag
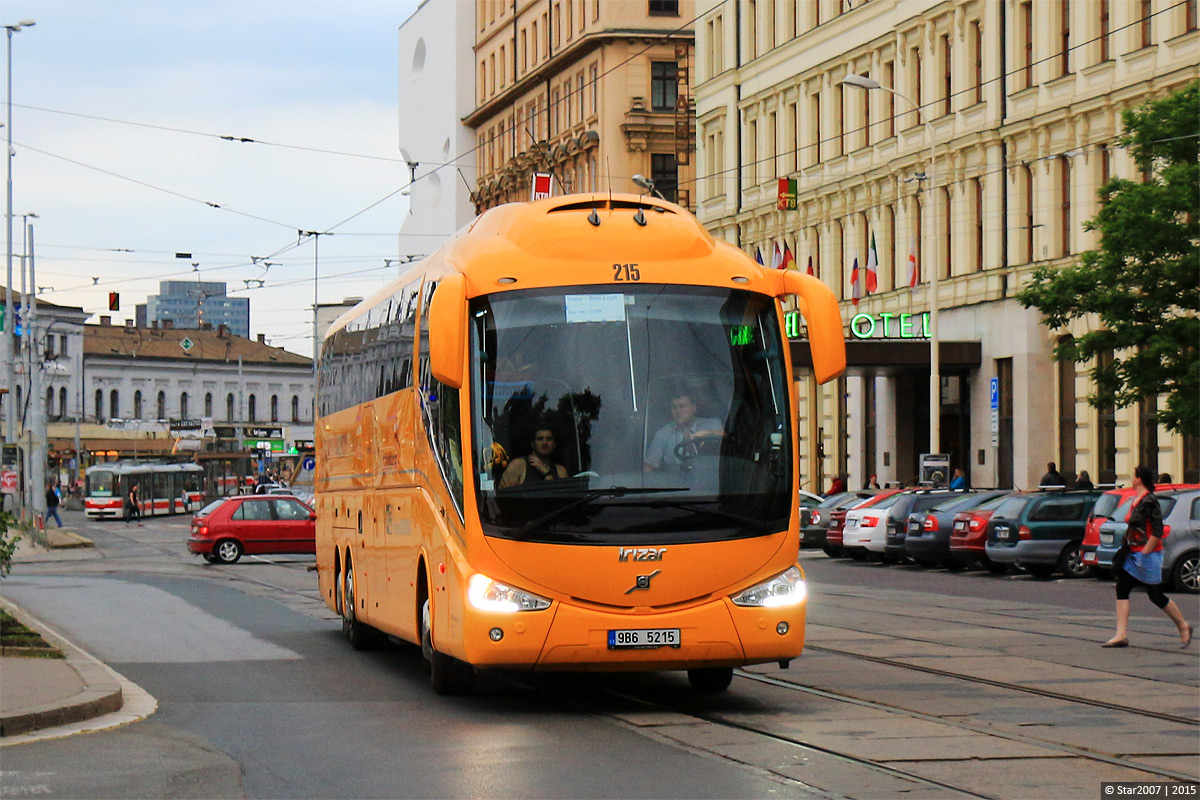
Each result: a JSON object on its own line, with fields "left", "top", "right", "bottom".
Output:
{"left": 907, "top": 243, "right": 919, "bottom": 288}
{"left": 850, "top": 254, "right": 862, "bottom": 307}
{"left": 782, "top": 245, "right": 795, "bottom": 270}
{"left": 771, "top": 242, "right": 784, "bottom": 270}
{"left": 806, "top": 255, "right": 815, "bottom": 276}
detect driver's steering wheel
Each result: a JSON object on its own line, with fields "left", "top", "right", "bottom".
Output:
{"left": 673, "top": 432, "right": 724, "bottom": 462}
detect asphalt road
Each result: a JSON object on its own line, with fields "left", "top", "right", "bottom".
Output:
{"left": 1, "top": 509, "right": 1196, "bottom": 799}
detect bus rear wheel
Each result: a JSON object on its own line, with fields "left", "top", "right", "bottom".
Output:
{"left": 341, "top": 559, "right": 376, "bottom": 651}
{"left": 421, "top": 599, "right": 474, "bottom": 695}
{"left": 687, "top": 667, "right": 733, "bottom": 692}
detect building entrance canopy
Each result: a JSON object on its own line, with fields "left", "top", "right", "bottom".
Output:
{"left": 790, "top": 340, "right": 981, "bottom": 375}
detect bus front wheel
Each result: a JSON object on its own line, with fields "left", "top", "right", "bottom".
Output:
{"left": 421, "top": 599, "right": 474, "bottom": 695}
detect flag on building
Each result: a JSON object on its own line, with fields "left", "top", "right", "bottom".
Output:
{"left": 906, "top": 243, "right": 919, "bottom": 288}
{"left": 865, "top": 232, "right": 879, "bottom": 294}
{"left": 850, "top": 253, "right": 862, "bottom": 307}
{"left": 782, "top": 244, "right": 795, "bottom": 270}
{"left": 771, "top": 242, "right": 784, "bottom": 270}
{"left": 755, "top": 247, "right": 764, "bottom": 266}
{"left": 806, "top": 255, "right": 815, "bottom": 276}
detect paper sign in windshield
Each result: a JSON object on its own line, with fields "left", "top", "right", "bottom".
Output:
{"left": 565, "top": 294, "right": 626, "bottom": 323}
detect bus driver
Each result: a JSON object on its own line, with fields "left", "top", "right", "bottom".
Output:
{"left": 499, "top": 426, "right": 570, "bottom": 488}
{"left": 644, "top": 393, "right": 723, "bottom": 471}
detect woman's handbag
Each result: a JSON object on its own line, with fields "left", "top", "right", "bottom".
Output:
{"left": 1112, "top": 540, "right": 1130, "bottom": 570}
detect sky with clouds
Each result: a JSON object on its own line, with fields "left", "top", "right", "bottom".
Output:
{"left": 8, "top": 0, "right": 428, "bottom": 356}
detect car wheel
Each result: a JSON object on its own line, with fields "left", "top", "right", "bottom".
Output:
{"left": 913, "top": 558, "right": 939, "bottom": 568}
{"left": 1171, "top": 551, "right": 1199, "bottom": 594}
{"left": 984, "top": 560, "right": 1009, "bottom": 575}
{"left": 687, "top": 667, "right": 733, "bottom": 693}
{"left": 847, "top": 548, "right": 868, "bottom": 561}
{"left": 214, "top": 539, "right": 242, "bottom": 564}
{"left": 341, "top": 559, "right": 376, "bottom": 651}
{"left": 1058, "top": 543, "right": 1091, "bottom": 579}
{"left": 1024, "top": 564, "right": 1056, "bottom": 579}
{"left": 821, "top": 544, "right": 843, "bottom": 558}
{"left": 201, "top": 554, "right": 218, "bottom": 564}
{"left": 421, "top": 599, "right": 474, "bottom": 695}
{"left": 942, "top": 560, "right": 966, "bottom": 572}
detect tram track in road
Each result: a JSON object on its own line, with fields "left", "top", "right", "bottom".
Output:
{"left": 802, "top": 642, "right": 1199, "bottom": 727}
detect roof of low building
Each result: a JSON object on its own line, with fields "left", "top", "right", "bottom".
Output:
{"left": 0, "top": 288, "right": 88, "bottom": 316}
{"left": 84, "top": 320, "right": 311, "bottom": 367}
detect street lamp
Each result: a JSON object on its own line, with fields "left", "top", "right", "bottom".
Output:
{"left": 5, "top": 18, "right": 35, "bottom": 450}
{"left": 841, "top": 72, "right": 941, "bottom": 460}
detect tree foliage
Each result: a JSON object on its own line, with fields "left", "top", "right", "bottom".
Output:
{"left": 1017, "top": 81, "right": 1199, "bottom": 436}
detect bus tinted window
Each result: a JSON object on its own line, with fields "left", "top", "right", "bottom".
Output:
{"left": 470, "top": 286, "right": 792, "bottom": 544}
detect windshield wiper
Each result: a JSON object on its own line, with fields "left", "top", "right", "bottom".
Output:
{"left": 504, "top": 487, "right": 687, "bottom": 541}
{"left": 636, "top": 499, "right": 772, "bottom": 534}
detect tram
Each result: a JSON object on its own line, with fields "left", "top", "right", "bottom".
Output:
{"left": 84, "top": 462, "right": 205, "bottom": 519}
{"left": 315, "top": 193, "right": 846, "bottom": 693}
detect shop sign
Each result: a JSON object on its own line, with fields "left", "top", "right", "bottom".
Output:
{"left": 777, "top": 178, "right": 798, "bottom": 210}
{"left": 243, "top": 438, "right": 287, "bottom": 453}
{"left": 244, "top": 427, "right": 283, "bottom": 439}
{"left": 213, "top": 426, "right": 238, "bottom": 439}
{"left": 294, "top": 440, "right": 314, "bottom": 451}
{"left": 169, "top": 418, "right": 202, "bottom": 433}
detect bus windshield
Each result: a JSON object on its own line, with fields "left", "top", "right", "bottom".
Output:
{"left": 87, "top": 471, "right": 116, "bottom": 497}
{"left": 470, "top": 285, "right": 793, "bottom": 544}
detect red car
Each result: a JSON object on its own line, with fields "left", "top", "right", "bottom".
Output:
{"left": 948, "top": 494, "right": 1010, "bottom": 572}
{"left": 825, "top": 489, "right": 902, "bottom": 557}
{"left": 188, "top": 495, "right": 316, "bottom": 564}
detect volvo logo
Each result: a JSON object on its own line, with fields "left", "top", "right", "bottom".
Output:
{"left": 618, "top": 547, "right": 666, "bottom": 562}
{"left": 625, "top": 569, "right": 661, "bottom": 594}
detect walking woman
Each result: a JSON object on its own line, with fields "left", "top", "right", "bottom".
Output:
{"left": 1102, "top": 466, "right": 1192, "bottom": 648}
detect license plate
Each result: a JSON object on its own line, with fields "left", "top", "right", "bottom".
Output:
{"left": 608, "top": 628, "right": 681, "bottom": 649}
{"left": 994, "top": 527, "right": 1011, "bottom": 541}
{"left": 1083, "top": 552, "right": 1096, "bottom": 563}
{"left": 1100, "top": 533, "right": 1114, "bottom": 546}
{"left": 908, "top": 523, "right": 920, "bottom": 532}
{"left": 954, "top": 520, "right": 966, "bottom": 531}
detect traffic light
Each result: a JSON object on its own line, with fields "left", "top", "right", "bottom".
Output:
{"left": 108, "top": 292, "right": 119, "bottom": 311}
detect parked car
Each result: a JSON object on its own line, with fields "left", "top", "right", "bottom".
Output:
{"left": 984, "top": 489, "right": 1103, "bottom": 578}
{"left": 949, "top": 495, "right": 1011, "bottom": 572}
{"left": 882, "top": 489, "right": 987, "bottom": 563}
{"left": 1080, "top": 483, "right": 1195, "bottom": 575}
{"left": 905, "top": 490, "right": 1011, "bottom": 568}
{"left": 802, "top": 490, "right": 877, "bottom": 550}
{"left": 187, "top": 495, "right": 316, "bottom": 564}
{"left": 843, "top": 492, "right": 908, "bottom": 560}
{"left": 1091, "top": 489, "right": 1199, "bottom": 593}
{"left": 798, "top": 490, "right": 826, "bottom": 531}
{"left": 825, "top": 489, "right": 903, "bottom": 557}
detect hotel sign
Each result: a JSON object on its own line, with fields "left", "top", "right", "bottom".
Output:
{"left": 785, "top": 310, "right": 930, "bottom": 340}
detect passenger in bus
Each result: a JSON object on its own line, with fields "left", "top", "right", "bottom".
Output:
{"left": 498, "top": 427, "right": 570, "bottom": 488}
{"left": 644, "top": 392, "right": 723, "bottom": 472}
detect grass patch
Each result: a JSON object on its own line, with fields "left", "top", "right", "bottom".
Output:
{"left": 1, "top": 609, "right": 63, "bottom": 658}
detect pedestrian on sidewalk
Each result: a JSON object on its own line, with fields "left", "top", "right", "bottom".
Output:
{"left": 44, "top": 483, "right": 63, "bottom": 528}
{"left": 124, "top": 484, "right": 143, "bottom": 527}
{"left": 1102, "top": 465, "right": 1192, "bottom": 649}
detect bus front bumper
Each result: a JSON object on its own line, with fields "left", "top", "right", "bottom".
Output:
{"left": 459, "top": 597, "right": 806, "bottom": 672}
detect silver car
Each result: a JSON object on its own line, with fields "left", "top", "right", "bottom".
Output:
{"left": 1094, "top": 489, "right": 1199, "bottom": 593}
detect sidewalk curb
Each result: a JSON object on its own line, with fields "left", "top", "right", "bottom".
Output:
{"left": 0, "top": 598, "right": 123, "bottom": 738}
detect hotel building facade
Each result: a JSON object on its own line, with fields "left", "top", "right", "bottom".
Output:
{"left": 694, "top": 0, "right": 1198, "bottom": 492}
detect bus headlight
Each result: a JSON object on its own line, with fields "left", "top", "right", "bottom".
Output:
{"left": 730, "top": 566, "right": 807, "bottom": 608}
{"left": 468, "top": 574, "right": 551, "bottom": 612}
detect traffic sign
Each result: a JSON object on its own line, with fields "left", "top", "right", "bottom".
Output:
{"left": 1, "top": 470, "right": 17, "bottom": 495}
{"left": 180, "top": 337, "right": 194, "bottom": 352}
{"left": 302, "top": 456, "right": 316, "bottom": 471}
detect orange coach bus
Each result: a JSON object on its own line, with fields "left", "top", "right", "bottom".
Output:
{"left": 315, "top": 193, "right": 845, "bottom": 694}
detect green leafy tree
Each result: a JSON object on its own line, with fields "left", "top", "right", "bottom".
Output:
{"left": 0, "top": 511, "right": 22, "bottom": 577}
{"left": 1018, "top": 80, "right": 1199, "bottom": 437}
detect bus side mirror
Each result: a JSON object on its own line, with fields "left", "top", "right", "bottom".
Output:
{"left": 427, "top": 273, "right": 467, "bottom": 389}
{"left": 777, "top": 271, "right": 846, "bottom": 384}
